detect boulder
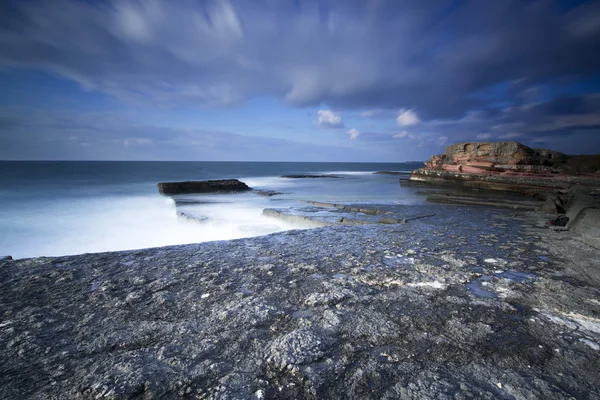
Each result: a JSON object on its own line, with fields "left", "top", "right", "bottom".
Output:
{"left": 157, "top": 179, "right": 251, "bottom": 195}
{"left": 565, "top": 188, "right": 600, "bottom": 248}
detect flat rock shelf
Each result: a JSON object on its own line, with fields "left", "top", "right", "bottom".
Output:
{"left": 1, "top": 204, "right": 600, "bottom": 399}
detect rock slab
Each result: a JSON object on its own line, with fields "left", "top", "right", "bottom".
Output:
{"left": 1, "top": 206, "right": 600, "bottom": 399}
{"left": 157, "top": 179, "right": 252, "bottom": 195}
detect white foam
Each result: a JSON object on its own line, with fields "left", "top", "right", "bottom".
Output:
{"left": 320, "top": 171, "right": 374, "bottom": 176}
{"left": 0, "top": 193, "right": 306, "bottom": 259}
{"left": 242, "top": 176, "right": 295, "bottom": 189}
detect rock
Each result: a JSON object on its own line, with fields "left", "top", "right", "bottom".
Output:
{"left": 541, "top": 197, "right": 561, "bottom": 214}
{"left": 424, "top": 141, "right": 564, "bottom": 170}
{"left": 546, "top": 215, "right": 570, "bottom": 227}
{"left": 254, "top": 190, "right": 284, "bottom": 196}
{"left": 304, "top": 201, "right": 393, "bottom": 215}
{"left": 0, "top": 256, "right": 12, "bottom": 261}
{"left": 372, "top": 171, "right": 411, "bottom": 175}
{"left": 266, "top": 328, "right": 334, "bottom": 369}
{"left": 566, "top": 188, "right": 600, "bottom": 248}
{"left": 157, "top": 179, "right": 252, "bottom": 195}
{"left": 428, "top": 193, "right": 543, "bottom": 211}
{"left": 177, "top": 211, "right": 208, "bottom": 223}
{"left": 410, "top": 141, "right": 600, "bottom": 197}
{"left": 173, "top": 199, "right": 226, "bottom": 206}
{"left": 262, "top": 208, "right": 329, "bottom": 227}
{"left": 1, "top": 205, "right": 600, "bottom": 398}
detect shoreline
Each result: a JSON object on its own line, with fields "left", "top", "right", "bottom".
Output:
{"left": 2, "top": 201, "right": 600, "bottom": 398}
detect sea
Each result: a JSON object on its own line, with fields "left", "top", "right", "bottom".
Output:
{"left": 0, "top": 161, "right": 425, "bottom": 259}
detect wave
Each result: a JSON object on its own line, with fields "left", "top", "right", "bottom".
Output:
{"left": 0, "top": 194, "right": 306, "bottom": 259}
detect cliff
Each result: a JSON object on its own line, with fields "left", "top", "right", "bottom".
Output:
{"left": 410, "top": 141, "right": 600, "bottom": 196}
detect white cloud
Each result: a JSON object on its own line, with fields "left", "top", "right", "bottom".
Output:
{"left": 397, "top": 109, "right": 420, "bottom": 126}
{"left": 347, "top": 128, "right": 360, "bottom": 140}
{"left": 476, "top": 133, "right": 492, "bottom": 140}
{"left": 316, "top": 110, "right": 344, "bottom": 129}
{"left": 497, "top": 132, "right": 522, "bottom": 139}
{"left": 393, "top": 131, "right": 408, "bottom": 139}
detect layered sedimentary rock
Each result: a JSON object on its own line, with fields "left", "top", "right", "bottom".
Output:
{"left": 157, "top": 179, "right": 252, "bottom": 195}
{"left": 424, "top": 141, "right": 564, "bottom": 172}
{"left": 410, "top": 141, "right": 600, "bottom": 196}
{"left": 409, "top": 141, "right": 600, "bottom": 247}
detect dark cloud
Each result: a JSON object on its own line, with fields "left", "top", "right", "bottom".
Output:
{"left": 1, "top": 0, "right": 599, "bottom": 119}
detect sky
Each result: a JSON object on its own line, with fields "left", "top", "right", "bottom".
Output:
{"left": 1, "top": 0, "right": 599, "bottom": 162}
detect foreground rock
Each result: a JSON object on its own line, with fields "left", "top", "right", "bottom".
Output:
{"left": 157, "top": 179, "right": 252, "bottom": 195}
{"left": 409, "top": 141, "right": 600, "bottom": 197}
{"left": 1, "top": 205, "right": 600, "bottom": 399}
{"left": 280, "top": 174, "right": 342, "bottom": 179}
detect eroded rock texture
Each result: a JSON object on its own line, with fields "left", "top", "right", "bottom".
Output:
{"left": 1, "top": 205, "right": 599, "bottom": 399}
{"left": 410, "top": 141, "right": 600, "bottom": 196}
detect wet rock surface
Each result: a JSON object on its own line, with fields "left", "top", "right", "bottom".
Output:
{"left": 254, "top": 190, "right": 284, "bottom": 197}
{"left": 280, "top": 174, "right": 342, "bottom": 179}
{"left": 1, "top": 205, "right": 600, "bottom": 399}
{"left": 263, "top": 203, "right": 436, "bottom": 226}
{"left": 372, "top": 171, "right": 412, "bottom": 175}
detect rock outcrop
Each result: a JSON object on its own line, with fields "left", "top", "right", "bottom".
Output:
{"left": 157, "top": 179, "right": 252, "bottom": 195}
{"left": 409, "top": 141, "right": 600, "bottom": 196}
{"left": 424, "top": 141, "right": 565, "bottom": 172}
{"left": 409, "top": 141, "right": 600, "bottom": 247}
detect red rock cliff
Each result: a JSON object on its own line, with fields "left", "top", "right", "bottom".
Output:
{"left": 424, "top": 141, "right": 564, "bottom": 174}
{"left": 409, "top": 141, "right": 600, "bottom": 196}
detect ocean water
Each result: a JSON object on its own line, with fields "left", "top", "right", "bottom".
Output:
{"left": 0, "top": 161, "right": 424, "bottom": 259}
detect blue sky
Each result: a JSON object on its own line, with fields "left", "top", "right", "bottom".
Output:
{"left": 1, "top": 0, "right": 599, "bottom": 161}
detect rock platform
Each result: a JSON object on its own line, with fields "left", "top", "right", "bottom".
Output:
{"left": 157, "top": 179, "right": 252, "bottom": 195}
{"left": 1, "top": 205, "right": 600, "bottom": 399}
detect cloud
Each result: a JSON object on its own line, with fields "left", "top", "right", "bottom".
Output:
{"left": 497, "top": 132, "right": 522, "bottom": 139}
{"left": 316, "top": 110, "right": 344, "bottom": 129}
{"left": 347, "top": 128, "right": 360, "bottom": 140}
{"left": 411, "top": 93, "right": 600, "bottom": 153}
{"left": 397, "top": 109, "right": 420, "bottom": 126}
{"left": 393, "top": 131, "right": 408, "bottom": 139}
{"left": 0, "top": 0, "right": 598, "bottom": 118}
{"left": 0, "top": 107, "right": 380, "bottom": 161}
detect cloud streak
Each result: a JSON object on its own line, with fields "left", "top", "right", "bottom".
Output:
{"left": 1, "top": 0, "right": 598, "bottom": 118}
{"left": 0, "top": 0, "right": 599, "bottom": 160}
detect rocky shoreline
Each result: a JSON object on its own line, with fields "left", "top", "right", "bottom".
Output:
{"left": 2, "top": 143, "right": 600, "bottom": 399}
{"left": 408, "top": 141, "right": 600, "bottom": 198}
{"left": 1, "top": 201, "right": 600, "bottom": 399}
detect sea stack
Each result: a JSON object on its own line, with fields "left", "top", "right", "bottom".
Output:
{"left": 157, "top": 179, "right": 252, "bottom": 195}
